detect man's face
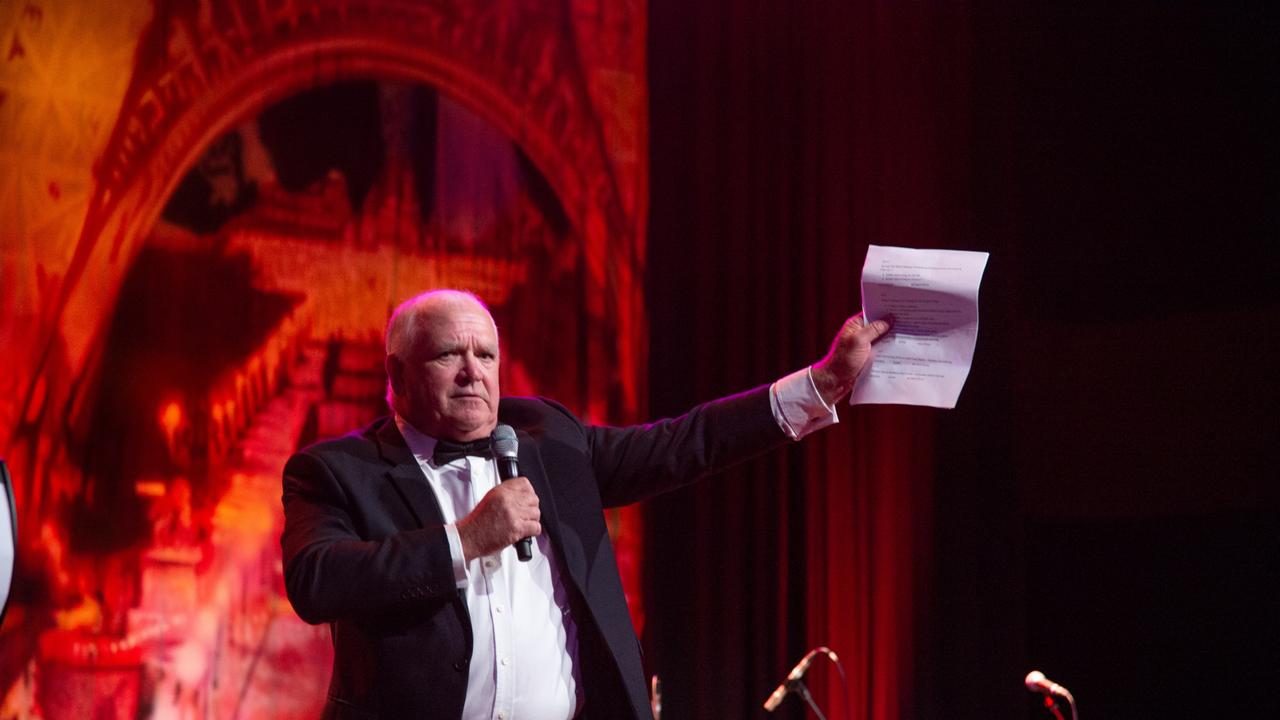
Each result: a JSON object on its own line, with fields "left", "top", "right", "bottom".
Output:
{"left": 394, "top": 300, "right": 500, "bottom": 441}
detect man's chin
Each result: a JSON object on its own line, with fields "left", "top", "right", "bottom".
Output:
{"left": 444, "top": 413, "right": 498, "bottom": 440}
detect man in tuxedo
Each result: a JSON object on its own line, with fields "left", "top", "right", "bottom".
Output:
{"left": 281, "top": 289, "right": 889, "bottom": 719}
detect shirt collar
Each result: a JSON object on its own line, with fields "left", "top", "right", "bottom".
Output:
{"left": 394, "top": 413, "right": 440, "bottom": 467}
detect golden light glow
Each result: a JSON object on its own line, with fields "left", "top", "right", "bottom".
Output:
{"left": 159, "top": 400, "right": 182, "bottom": 435}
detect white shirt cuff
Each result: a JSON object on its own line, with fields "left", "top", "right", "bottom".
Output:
{"left": 443, "top": 522, "right": 469, "bottom": 588}
{"left": 770, "top": 366, "right": 840, "bottom": 440}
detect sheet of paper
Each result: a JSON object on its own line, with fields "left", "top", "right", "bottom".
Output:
{"left": 849, "top": 245, "right": 989, "bottom": 409}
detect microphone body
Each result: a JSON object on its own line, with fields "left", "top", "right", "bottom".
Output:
{"left": 763, "top": 648, "right": 834, "bottom": 712}
{"left": 491, "top": 425, "right": 533, "bottom": 562}
{"left": 1024, "top": 670, "right": 1074, "bottom": 703}
{"left": 496, "top": 455, "right": 520, "bottom": 482}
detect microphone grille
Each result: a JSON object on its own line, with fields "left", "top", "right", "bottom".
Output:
{"left": 1024, "top": 670, "right": 1046, "bottom": 691}
{"left": 491, "top": 424, "right": 519, "bottom": 458}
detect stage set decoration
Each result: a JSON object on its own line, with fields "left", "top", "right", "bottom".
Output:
{"left": 0, "top": 1, "right": 647, "bottom": 717}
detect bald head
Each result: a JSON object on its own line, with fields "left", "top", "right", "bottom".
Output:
{"left": 385, "top": 290, "right": 501, "bottom": 440}
{"left": 386, "top": 290, "right": 495, "bottom": 358}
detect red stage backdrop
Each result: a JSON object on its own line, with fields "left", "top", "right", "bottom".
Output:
{"left": 644, "top": 1, "right": 960, "bottom": 717}
{"left": 0, "top": 1, "right": 647, "bottom": 717}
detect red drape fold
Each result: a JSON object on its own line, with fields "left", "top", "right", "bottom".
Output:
{"left": 646, "top": 0, "right": 971, "bottom": 717}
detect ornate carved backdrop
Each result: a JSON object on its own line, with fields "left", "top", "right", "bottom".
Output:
{"left": 0, "top": 1, "right": 647, "bottom": 717}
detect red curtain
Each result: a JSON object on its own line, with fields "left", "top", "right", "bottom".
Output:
{"left": 644, "top": 1, "right": 973, "bottom": 717}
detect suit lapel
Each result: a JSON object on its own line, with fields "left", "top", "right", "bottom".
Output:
{"left": 517, "top": 429, "right": 561, "bottom": 545}
{"left": 374, "top": 418, "right": 447, "bottom": 529}
{"left": 517, "top": 429, "right": 587, "bottom": 588}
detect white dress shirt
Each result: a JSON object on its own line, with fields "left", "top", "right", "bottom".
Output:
{"left": 393, "top": 366, "right": 836, "bottom": 720}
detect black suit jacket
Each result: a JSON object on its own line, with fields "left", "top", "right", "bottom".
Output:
{"left": 281, "top": 386, "right": 786, "bottom": 719}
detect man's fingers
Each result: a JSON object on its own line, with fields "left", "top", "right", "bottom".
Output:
{"left": 863, "top": 317, "right": 892, "bottom": 341}
{"left": 491, "top": 478, "right": 539, "bottom": 515}
{"left": 505, "top": 511, "right": 539, "bottom": 548}
{"left": 502, "top": 477, "right": 539, "bottom": 502}
{"left": 809, "top": 311, "right": 895, "bottom": 406}
{"left": 500, "top": 476, "right": 533, "bottom": 493}
{"left": 495, "top": 479, "right": 540, "bottom": 541}
{"left": 844, "top": 312, "right": 868, "bottom": 337}
{"left": 848, "top": 313, "right": 891, "bottom": 341}
{"left": 456, "top": 476, "right": 547, "bottom": 559}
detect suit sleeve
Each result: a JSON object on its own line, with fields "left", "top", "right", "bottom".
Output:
{"left": 280, "top": 450, "right": 458, "bottom": 624}
{"left": 584, "top": 384, "right": 789, "bottom": 507}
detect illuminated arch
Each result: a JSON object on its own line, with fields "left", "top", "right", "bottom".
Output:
{"left": 32, "top": 3, "right": 646, "bottom": 440}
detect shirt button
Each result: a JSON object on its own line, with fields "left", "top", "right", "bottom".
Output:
{"left": 497, "top": 713, "right": 506, "bottom": 720}
{"left": 494, "top": 604, "right": 504, "bottom": 613}
{"left": 500, "top": 656, "right": 510, "bottom": 667}
{"left": 484, "top": 559, "right": 496, "bottom": 569}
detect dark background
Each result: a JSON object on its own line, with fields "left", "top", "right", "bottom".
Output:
{"left": 644, "top": 0, "right": 1279, "bottom": 718}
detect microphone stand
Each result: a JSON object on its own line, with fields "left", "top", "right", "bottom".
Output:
{"left": 1036, "top": 689, "right": 1077, "bottom": 720}
{"left": 1042, "top": 696, "right": 1066, "bottom": 720}
{"left": 790, "top": 679, "right": 827, "bottom": 720}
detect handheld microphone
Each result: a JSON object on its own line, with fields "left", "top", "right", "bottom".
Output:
{"left": 491, "top": 424, "right": 533, "bottom": 562}
{"left": 763, "top": 647, "right": 838, "bottom": 712}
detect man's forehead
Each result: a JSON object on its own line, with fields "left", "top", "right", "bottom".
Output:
{"left": 420, "top": 304, "right": 498, "bottom": 342}
{"left": 424, "top": 301, "right": 494, "bottom": 328}
{"left": 427, "top": 318, "right": 497, "bottom": 341}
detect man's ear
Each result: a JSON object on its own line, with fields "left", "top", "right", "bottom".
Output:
{"left": 386, "top": 354, "right": 406, "bottom": 396}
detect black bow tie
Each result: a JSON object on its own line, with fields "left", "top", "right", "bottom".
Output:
{"left": 432, "top": 438, "right": 493, "bottom": 466}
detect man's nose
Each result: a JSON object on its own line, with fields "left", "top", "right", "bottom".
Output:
{"left": 457, "top": 353, "right": 481, "bottom": 381}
